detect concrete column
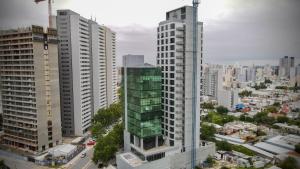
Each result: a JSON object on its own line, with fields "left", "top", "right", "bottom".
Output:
{"left": 155, "top": 136, "right": 158, "bottom": 147}
{"left": 141, "top": 138, "right": 143, "bottom": 150}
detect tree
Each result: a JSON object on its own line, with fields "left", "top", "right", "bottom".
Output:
{"left": 264, "top": 106, "right": 278, "bottom": 113}
{"left": 216, "top": 106, "right": 229, "bottom": 115}
{"left": 279, "top": 157, "right": 298, "bottom": 169}
{"left": 200, "top": 124, "right": 216, "bottom": 141}
{"left": 253, "top": 112, "right": 275, "bottom": 125}
{"left": 201, "top": 102, "right": 214, "bottom": 109}
{"left": 295, "top": 143, "right": 300, "bottom": 154}
{"left": 273, "top": 102, "right": 281, "bottom": 107}
{"left": 277, "top": 116, "right": 289, "bottom": 123}
{"left": 239, "top": 90, "right": 252, "bottom": 98}
{"left": 220, "top": 167, "right": 229, "bottom": 169}
{"left": 205, "top": 156, "right": 215, "bottom": 167}
{"left": 93, "top": 123, "right": 124, "bottom": 165}
{"left": 216, "top": 141, "right": 232, "bottom": 151}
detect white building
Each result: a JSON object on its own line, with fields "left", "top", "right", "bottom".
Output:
{"left": 218, "top": 88, "right": 239, "bottom": 110}
{"left": 279, "top": 56, "right": 295, "bottom": 79}
{"left": 123, "top": 55, "right": 144, "bottom": 67}
{"left": 202, "top": 65, "right": 223, "bottom": 100}
{"left": 117, "top": 6, "right": 216, "bottom": 169}
{"left": 57, "top": 10, "right": 117, "bottom": 136}
{"left": 89, "top": 20, "right": 118, "bottom": 113}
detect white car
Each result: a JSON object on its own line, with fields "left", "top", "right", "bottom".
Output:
{"left": 80, "top": 152, "right": 86, "bottom": 158}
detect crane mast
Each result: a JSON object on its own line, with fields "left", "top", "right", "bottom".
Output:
{"left": 34, "top": 0, "right": 53, "bottom": 28}
{"left": 191, "top": 0, "right": 199, "bottom": 168}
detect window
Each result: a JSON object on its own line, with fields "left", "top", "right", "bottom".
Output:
{"left": 157, "top": 40, "right": 160, "bottom": 45}
{"left": 170, "top": 80, "right": 174, "bottom": 85}
{"left": 170, "top": 120, "right": 174, "bottom": 125}
{"left": 170, "top": 38, "right": 175, "bottom": 43}
{"left": 170, "top": 87, "right": 174, "bottom": 92}
{"left": 165, "top": 25, "right": 168, "bottom": 30}
{"left": 165, "top": 32, "right": 168, "bottom": 37}
{"left": 170, "top": 59, "right": 175, "bottom": 64}
{"left": 170, "top": 52, "right": 175, "bottom": 57}
{"left": 165, "top": 39, "right": 168, "bottom": 44}
{"left": 170, "top": 114, "right": 174, "bottom": 119}
{"left": 170, "top": 93, "right": 174, "bottom": 99}
{"left": 170, "top": 31, "right": 175, "bottom": 36}
{"left": 170, "top": 73, "right": 174, "bottom": 78}
{"left": 170, "top": 66, "right": 175, "bottom": 71}
{"left": 170, "top": 107, "right": 174, "bottom": 112}
{"left": 170, "top": 45, "right": 175, "bottom": 50}
{"left": 170, "top": 100, "right": 174, "bottom": 105}
{"left": 171, "top": 23, "right": 175, "bottom": 29}
{"left": 157, "top": 60, "right": 160, "bottom": 64}
{"left": 161, "top": 26, "right": 164, "bottom": 31}
{"left": 170, "top": 140, "right": 174, "bottom": 146}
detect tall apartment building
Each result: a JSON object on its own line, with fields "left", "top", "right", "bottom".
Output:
{"left": 157, "top": 6, "right": 203, "bottom": 150}
{"left": 57, "top": 10, "right": 92, "bottom": 136}
{"left": 117, "top": 6, "right": 215, "bottom": 169}
{"left": 56, "top": 10, "right": 117, "bottom": 136}
{"left": 0, "top": 26, "right": 62, "bottom": 153}
{"left": 89, "top": 21, "right": 118, "bottom": 113}
{"left": 279, "top": 56, "right": 295, "bottom": 79}
{"left": 202, "top": 65, "right": 223, "bottom": 100}
{"left": 104, "top": 27, "right": 118, "bottom": 106}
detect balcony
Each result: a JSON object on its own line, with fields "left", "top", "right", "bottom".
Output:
{"left": 176, "top": 48, "right": 184, "bottom": 52}
{"left": 176, "top": 41, "right": 184, "bottom": 45}
{"left": 176, "top": 34, "right": 184, "bottom": 38}
{"left": 176, "top": 27, "right": 184, "bottom": 31}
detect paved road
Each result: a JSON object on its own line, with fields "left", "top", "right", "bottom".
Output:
{"left": 66, "top": 145, "right": 97, "bottom": 169}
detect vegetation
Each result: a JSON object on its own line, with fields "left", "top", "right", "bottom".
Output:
{"left": 239, "top": 90, "right": 252, "bottom": 98}
{"left": 205, "top": 156, "right": 215, "bottom": 167}
{"left": 0, "top": 160, "right": 9, "bottom": 169}
{"left": 278, "top": 156, "right": 298, "bottom": 169}
{"left": 264, "top": 106, "right": 278, "bottom": 113}
{"left": 253, "top": 82, "right": 267, "bottom": 90}
{"left": 216, "top": 140, "right": 232, "bottom": 151}
{"left": 276, "top": 116, "right": 289, "bottom": 123}
{"left": 275, "top": 86, "right": 300, "bottom": 91}
{"left": 273, "top": 102, "right": 281, "bottom": 107}
{"left": 91, "top": 102, "right": 123, "bottom": 165}
{"left": 295, "top": 143, "right": 300, "bottom": 154}
{"left": 264, "top": 78, "right": 272, "bottom": 84}
{"left": 203, "top": 111, "right": 237, "bottom": 126}
{"left": 93, "top": 123, "right": 123, "bottom": 165}
{"left": 91, "top": 103, "right": 122, "bottom": 138}
{"left": 216, "top": 106, "right": 229, "bottom": 114}
{"left": 216, "top": 141, "right": 256, "bottom": 156}
{"left": 201, "top": 102, "right": 214, "bottom": 109}
{"left": 200, "top": 124, "right": 216, "bottom": 141}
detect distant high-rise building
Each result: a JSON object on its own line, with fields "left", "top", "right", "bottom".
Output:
{"left": 0, "top": 26, "right": 62, "bottom": 153}
{"left": 202, "top": 65, "right": 223, "bottom": 100}
{"left": 104, "top": 27, "right": 118, "bottom": 106}
{"left": 56, "top": 10, "right": 117, "bottom": 136}
{"left": 122, "top": 54, "right": 144, "bottom": 67}
{"left": 279, "top": 56, "right": 295, "bottom": 79}
{"left": 89, "top": 20, "right": 118, "bottom": 114}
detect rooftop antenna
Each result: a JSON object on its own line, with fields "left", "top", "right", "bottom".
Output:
{"left": 191, "top": 0, "right": 199, "bottom": 168}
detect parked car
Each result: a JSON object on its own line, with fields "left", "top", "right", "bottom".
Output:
{"left": 87, "top": 140, "right": 96, "bottom": 145}
{"left": 80, "top": 152, "right": 86, "bottom": 158}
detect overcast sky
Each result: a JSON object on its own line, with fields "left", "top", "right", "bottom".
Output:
{"left": 0, "top": 0, "right": 299, "bottom": 66}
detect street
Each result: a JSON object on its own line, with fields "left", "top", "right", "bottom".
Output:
{"left": 65, "top": 145, "right": 97, "bottom": 169}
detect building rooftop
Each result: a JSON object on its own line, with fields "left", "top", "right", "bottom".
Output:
{"left": 119, "top": 152, "right": 145, "bottom": 167}
{"left": 266, "top": 134, "right": 300, "bottom": 150}
{"left": 254, "top": 142, "right": 290, "bottom": 155}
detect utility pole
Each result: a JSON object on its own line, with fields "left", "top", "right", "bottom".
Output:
{"left": 34, "top": 0, "right": 54, "bottom": 28}
{"left": 191, "top": 0, "right": 199, "bottom": 168}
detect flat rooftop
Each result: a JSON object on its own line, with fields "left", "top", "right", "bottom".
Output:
{"left": 120, "top": 152, "right": 144, "bottom": 167}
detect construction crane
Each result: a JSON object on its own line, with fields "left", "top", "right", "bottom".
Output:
{"left": 34, "top": 0, "right": 54, "bottom": 28}
{"left": 191, "top": 0, "right": 199, "bottom": 169}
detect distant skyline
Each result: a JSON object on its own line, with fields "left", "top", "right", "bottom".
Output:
{"left": 0, "top": 0, "right": 299, "bottom": 66}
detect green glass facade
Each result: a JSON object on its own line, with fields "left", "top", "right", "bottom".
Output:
{"left": 126, "top": 67, "right": 162, "bottom": 138}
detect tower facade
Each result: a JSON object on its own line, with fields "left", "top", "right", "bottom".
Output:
{"left": 157, "top": 6, "right": 203, "bottom": 151}
{"left": 0, "top": 26, "right": 62, "bottom": 153}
